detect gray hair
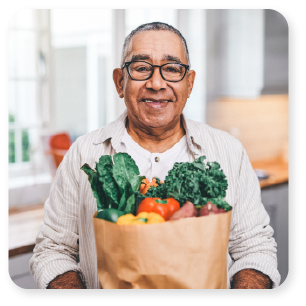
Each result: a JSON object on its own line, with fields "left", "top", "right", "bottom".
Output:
{"left": 120, "top": 22, "right": 191, "bottom": 68}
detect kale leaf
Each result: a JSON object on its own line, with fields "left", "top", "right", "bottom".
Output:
{"left": 145, "top": 177, "right": 167, "bottom": 199}
{"left": 142, "top": 156, "right": 231, "bottom": 211}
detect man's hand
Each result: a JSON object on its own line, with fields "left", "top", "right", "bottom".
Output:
{"left": 47, "top": 271, "right": 85, "bottom": 289}
{"left": 231, "top": 269, "right": 272, "bottom": 289}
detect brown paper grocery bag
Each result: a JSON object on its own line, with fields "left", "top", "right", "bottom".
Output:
{"left": 93, "top": 211, "right": 232, "bottom": 289}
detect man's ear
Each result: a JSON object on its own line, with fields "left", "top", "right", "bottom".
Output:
{"left": 113, "top": 68, "right": 124, "bottom": 98}
{"left": 187, "top": 70, "right": 196, "bottom": 98}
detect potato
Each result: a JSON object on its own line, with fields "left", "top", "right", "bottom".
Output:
{"left": 199, "top": 201, "right": 226, "bottom": 216}
{"left": 170, "top": 201, "right": 198, "bottom": 220}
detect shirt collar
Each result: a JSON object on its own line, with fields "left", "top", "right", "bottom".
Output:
{"left": 182, "top": 114, "right": 203, "bottom": 157}
{"left": 92, "top": 109, "right": 127, "bottom": 151}
{"left": 93, "top": 109, "right": 203, "bottom": 156}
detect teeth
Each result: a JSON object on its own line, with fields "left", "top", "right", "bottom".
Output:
{"left": 144, "top": 100, "right": 168, "bottom": 103}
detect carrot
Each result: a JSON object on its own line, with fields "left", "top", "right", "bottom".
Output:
{"left": 140, "top": 178, "right": 163, "bottom": 195}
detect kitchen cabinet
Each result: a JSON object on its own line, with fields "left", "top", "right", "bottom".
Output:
{"left": 205, "top": 9, "right": 288, "bottom": 101}
{"left": 206, "top": 9, "right": 265, "bottom": 99}
{"left": 261, "top": 182, "right": 288, "bottom": 285}
{"left": 262, "top": 9, "right": 288, "bottom": 95}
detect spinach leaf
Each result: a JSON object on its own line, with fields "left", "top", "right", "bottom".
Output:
{"left": 112, "top": 153, "right": 145, "bottom": 212}
{"left": 113, "top": 153, "right": 140, "bottom": 192}
{"left": 80, "top": 163, "right": 105, "bottom": 210}
{"left": 95, "top": 155, "right": 120, "bottom": 209}
{"left": 81, "top": 153, "right": 146, "bottom": 213}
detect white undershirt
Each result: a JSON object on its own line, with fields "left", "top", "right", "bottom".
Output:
{"left": 119, "top": 128, "right": 191, "bottom": 182}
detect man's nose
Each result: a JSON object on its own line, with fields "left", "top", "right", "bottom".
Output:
{"left": 145, "top": 67, "right": 167, "bottom": 91}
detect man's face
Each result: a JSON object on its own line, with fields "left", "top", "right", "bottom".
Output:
{"left": 115, "top": 30, "right": 195, "bottom": 131}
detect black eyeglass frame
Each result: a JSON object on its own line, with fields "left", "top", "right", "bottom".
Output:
{"left": 121, "top": 61, "right": 190, "bottom": 82}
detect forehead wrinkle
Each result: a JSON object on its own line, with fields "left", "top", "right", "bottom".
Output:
{"left": 123, "top": 32, "right": 188, "bottom": 65}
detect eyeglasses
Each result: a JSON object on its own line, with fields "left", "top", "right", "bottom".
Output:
{"left": 121, "top": 61, "right": 189, "bottom": 82}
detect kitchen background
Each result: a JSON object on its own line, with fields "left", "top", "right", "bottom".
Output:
{"left": 8, "top": 9, "right": 288, "bottom": 288}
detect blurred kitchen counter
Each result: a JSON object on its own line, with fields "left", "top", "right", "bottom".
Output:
{"left": 9, "top": 204, "right": 44, "bottom": 257}
{"left": 251, "top": 157, "right": 289, "bottom": 188}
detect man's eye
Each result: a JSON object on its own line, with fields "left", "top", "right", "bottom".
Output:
{"left": 164, "top": 67, "right": 180, "bottom": 73}
{"left": 136, "top": 67, "right": 149, "bottom": 72}
{"left": 167, "top": 67, "right": 177, "bottom": 72}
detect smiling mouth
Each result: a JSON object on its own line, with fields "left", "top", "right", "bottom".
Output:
{"left": 141, "top": 99, "right": 172, "bottom": 103}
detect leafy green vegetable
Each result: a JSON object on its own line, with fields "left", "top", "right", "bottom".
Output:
{"left": 81, "top": 164, "right": 105, "bottom": 211}
{"left": 113, "top": 153, "right": 141, "bottom": 192}
{"left": 96, "top": 155, "right": 120, "bottom": 209}
{"left": 81, "top": 153, "right": 145, "bottom": 214}
{"left": 145, "top": 177, "right": 167, "bottom": 199}
{"left": 143, "top": 156, "right": 231, "bottom": 211}
{"left": 82, "top": 153, "right": 231, "bottom": 214}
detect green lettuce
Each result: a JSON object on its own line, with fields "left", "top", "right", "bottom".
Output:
{"left": 81, "top": 153, "right": 145, "bottom": 214}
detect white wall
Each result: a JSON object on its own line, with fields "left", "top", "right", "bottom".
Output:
{"left": 178, "top": 10, "right": 207, "bottom": 122}
{"left": 52, "top": 47, "right": 88, "bottom": 138}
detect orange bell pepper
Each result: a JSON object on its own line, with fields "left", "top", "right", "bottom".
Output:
{"left": 137, "top": 197, "right": 180, "bottom": 220}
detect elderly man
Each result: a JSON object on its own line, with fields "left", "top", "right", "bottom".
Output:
{"left": 30, "top": 22, "right": 280, "bottom": 289}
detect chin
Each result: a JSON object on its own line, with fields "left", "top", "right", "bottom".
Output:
{"left": 128, "top": 105, "right": 180, "bottom": 129}
{"left": 141, "top": 113, "right": 176, "bottom": 130}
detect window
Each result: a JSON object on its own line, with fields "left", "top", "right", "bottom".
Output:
{"left": 50, "top": 9, "right": 113, "bottom": 134}
{"left": 8, "top": 9, "right": 51, "bottom": 176}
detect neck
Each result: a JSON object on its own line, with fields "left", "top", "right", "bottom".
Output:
{"left": 126, "top": 115, "right": 186, "bottom": 153}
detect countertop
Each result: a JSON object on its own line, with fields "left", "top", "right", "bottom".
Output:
{"left": 9, "top": 204, "right": 44, "bottom": 257}
{"left": 251, "top": 157, "right": 288, "bottom": 188}
{"left": 9, "top": 157, "right": 288, "bottom": 257}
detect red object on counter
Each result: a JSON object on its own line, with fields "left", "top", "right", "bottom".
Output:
{"left": 49, "top": 133, "right": 72, "bottom": 168}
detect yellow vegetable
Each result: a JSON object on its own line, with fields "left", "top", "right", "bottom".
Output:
{"left": 116, "top": 212, "right": 165, "bottom": 225}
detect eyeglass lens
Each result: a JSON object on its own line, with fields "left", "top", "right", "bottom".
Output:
{"left": 128, "top": 62, "right": 186, "bottom": 81}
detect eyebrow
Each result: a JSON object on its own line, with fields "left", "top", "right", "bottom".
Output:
{"left": 162, "top": 54, "right": 182, "bottom": 63}
{"left": 130, "top": 54, "right": 151, "bottom": 62}
{"left": 129, "top": 54, "right": 182, "bottom": 64}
